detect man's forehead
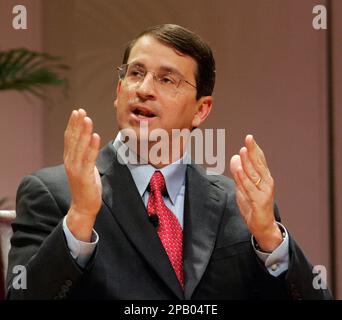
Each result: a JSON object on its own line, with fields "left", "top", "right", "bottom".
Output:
{"left": 127, "top": 35, "right": 197, "bottom": 76}
{"left": 129, "top": 35, "right": 173, "bottom": 55}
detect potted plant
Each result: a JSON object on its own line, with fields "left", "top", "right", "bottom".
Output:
{"left": 0, "top": 48, "right": 69, "bottom": 209}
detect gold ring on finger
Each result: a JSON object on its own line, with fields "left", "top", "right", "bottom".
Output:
{"left": 255, "top": 177, "right": 262, "bottom": 187}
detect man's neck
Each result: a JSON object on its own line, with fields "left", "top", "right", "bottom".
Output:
{"left": 114, "top": 133, "right": 189, "bottom": 168}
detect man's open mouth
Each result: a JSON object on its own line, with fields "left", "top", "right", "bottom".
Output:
{"left": 132, "top": 106, "right": 156, "bottom": 119}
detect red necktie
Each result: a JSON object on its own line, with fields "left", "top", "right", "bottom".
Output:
{"left": 147, "top": 171, "right": 184, "bottom": 288}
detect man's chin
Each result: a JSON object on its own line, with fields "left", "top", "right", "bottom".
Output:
{"left": 118, "top": 123, "right": 152, "bottom": 144}
{"left": 122, "top": 121, "right": 162, "bottom": 138}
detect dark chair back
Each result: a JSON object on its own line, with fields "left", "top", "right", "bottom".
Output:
{"left": 0, "top": 210, "right": 16, "bottom": 300}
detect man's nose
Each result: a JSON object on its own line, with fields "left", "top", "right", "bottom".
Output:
{"left": 135, "top": 72, "right": 157, "bottom": 99}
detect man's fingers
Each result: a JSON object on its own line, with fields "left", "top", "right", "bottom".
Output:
{"left": 84, "top": 133, "right": 101, "bottom": 172}
{"left": 64, "top": 110, "right": 78, "bottom": 157}
{"left": 70, "top": 109, "right": 87, "bottom": 158}
{"left": 65, "top": 109, "right": 77, "bottom": 136}
{"left": 230, "top": 155, "right": 254, "bottom": 219}
{"left": 74, "top": 116, "right": 94, "bottom": 165}
{"left": 239, "top": 146, "right": 266, "bottom": 190}
{"left": 64, "top": 108, "right": 87, "bottom": 163}
{"left": 245, "top": 135, "right": 271, "bottom": 183}
{"left": 237, "top": 165, "right": 260, "bottom": 201}
{"left": 235, "top": 184, "right": 252, "bottom": 219}
{"left": 229, "top": 154, "right": 242, "bottom": 183}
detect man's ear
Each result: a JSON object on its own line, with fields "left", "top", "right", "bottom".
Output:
{"left": 114, "top": 80, "right": 122, "bottom": 109}
{"left": 192, "top": 96, "right": 213, "bottom": 128}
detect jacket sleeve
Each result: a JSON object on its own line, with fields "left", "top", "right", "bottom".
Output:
{"left": 258, "top": 204, "right": 332, "bottom": 299}
{"left": 284, "top": 235, "right": 333, "bottom": 300}
{"left": 6, "top": 174, "right": 88, "bottom": 300}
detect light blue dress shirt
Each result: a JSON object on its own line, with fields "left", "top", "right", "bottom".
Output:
{"left": 63, "top": 135, "right": 290, "bottom": 277}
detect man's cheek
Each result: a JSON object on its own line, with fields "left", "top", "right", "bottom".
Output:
{"left": 117, "top": 86, "right": 133, "bottom": 102}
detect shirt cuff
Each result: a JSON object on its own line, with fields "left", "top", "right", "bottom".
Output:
{"left": 251, "top": 222, "right": 290, "bottom": 277}
{"left": 62, "top": 215, "right": 99, "bottom": 268}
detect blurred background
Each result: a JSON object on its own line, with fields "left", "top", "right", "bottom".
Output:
{"left": 0, "top": 0, "right": 341, "bottom": 298}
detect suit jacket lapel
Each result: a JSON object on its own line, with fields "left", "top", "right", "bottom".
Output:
{"left": 183, "top": 164, "right": 228, "bottom": 300}
{"left": 96, "top": 142, "right": 184, "bottom": 299}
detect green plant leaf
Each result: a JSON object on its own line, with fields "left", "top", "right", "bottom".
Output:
{"left": 0, "top": 48, "right": 69, "bottom": 98}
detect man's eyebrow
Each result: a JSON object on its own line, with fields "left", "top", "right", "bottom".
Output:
{"left": 158, "top": 66, "right": 186, "bottom": 78}
{"left": 129, "top": 61, "right": 145, "bottom": 68}
{"left": 129, "top": 61, "right": 186, "bottom": 78}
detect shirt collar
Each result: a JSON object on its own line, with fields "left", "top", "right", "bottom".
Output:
{"left": 113, "top": 133, "right": 188, "bottom": 205}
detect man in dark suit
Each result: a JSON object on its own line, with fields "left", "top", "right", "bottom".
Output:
{"left": 6, "top": 24, "right": 331, "bottom": 299}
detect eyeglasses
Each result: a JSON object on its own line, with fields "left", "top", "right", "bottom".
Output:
{"left": 117, "top": 63, "right": 197, "bottom": 94}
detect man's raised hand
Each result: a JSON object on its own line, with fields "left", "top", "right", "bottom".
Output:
{"left": 64, "top": 108, "right": 102, "bottom": 242}
{"left": 229, "top": 135, "right": 282, "bottom": 252}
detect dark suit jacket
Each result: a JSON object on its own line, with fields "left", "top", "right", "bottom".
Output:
{"left": 6, "top": 141, "right": 332, "bottom": 299}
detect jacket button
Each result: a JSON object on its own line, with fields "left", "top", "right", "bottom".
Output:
{"left": 271, "top": 263, "right": 279, "bottom": 271}
{"left": 65, "top": 280, "right": 72, "bottom": 287}
{"left": 58, "top": 291, "right": 66, "bottom": 299}
{"left": 61, "top": 285, "right": 69, "bottom": 293}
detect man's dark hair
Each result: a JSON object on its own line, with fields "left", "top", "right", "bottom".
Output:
{"left": 122, "top": 24, "right": 216, "bottom": 100}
